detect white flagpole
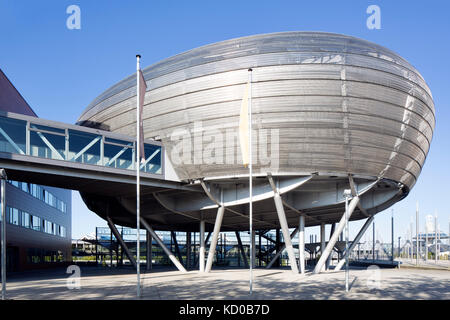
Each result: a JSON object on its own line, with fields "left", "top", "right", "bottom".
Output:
{"left": 248, "top": 68, "right": 253, "bottom": 295}
{"left": 136, "top": 54, "right": 141, "bottom": 298}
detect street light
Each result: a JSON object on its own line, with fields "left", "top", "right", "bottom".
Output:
{"left": 343, "top": 189, "right": 352, "bottom": 293}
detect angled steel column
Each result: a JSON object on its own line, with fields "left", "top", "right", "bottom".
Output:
{"left": 298, "top": 215, "right": 306, "bottom": 274}
{"left": 335, "top": 215, "right": 374, "bottom": 271}
{"left": 139, "top": 218, "right": 187, "bottom": 272}
{"left": 205, "top": 205, "right": 225, "bottom": 273}
{"left": 146, "top": 230, "right": 152, "bottom": 271}
{"left": 326, "top": 223, "right": 335, "bottom": 269}
{"left": 171, "top": 231, "right": 184, "bottom": 265}
{"left": 235, "top": 231, "right": 249, "bottom": 268}
{"left": 266, "top": 227, "right": 299, "bottom": 269}
{"left": 273, "top": 193, "right": 298, "bottom": 272}
{"left": 199, "top": 220, "right": 205, "bottom": 272}
{"left": 106, "top": 216, "right": 137, "bottom": 268}
{"left": 313, "top": 196, "right": 359, "bottom": 274}
{"left": 1, "top": 169, "right": 7, "bottom": 300}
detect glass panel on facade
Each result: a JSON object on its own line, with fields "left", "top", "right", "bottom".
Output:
{"left": 0, "top": 116, "right": 26, "bottom": 154}
{"left": 68, "top": 130, "right": 101, "bottom": 165}
{"left": 30, "top": 130, "right": 65, "bottom": 160}
{"left": 142, "top": 144, "right": 162, "bottom": 174}
{"left": 104, "top": 140, "right": 133, "bottom": 170}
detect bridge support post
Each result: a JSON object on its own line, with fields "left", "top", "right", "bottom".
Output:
{"left": 335, "top": 215, "right": 375, "bottom": 271}
{"left": 298, "top": 215, "right": 305, "bottom": 274}
{"left": 313, "top": 196, "right": 360, "bottom": 274}
{"left": 106, "top": 216, "right": 137, "bottom": 269}
{"left": 139, "top": 218, "right": 187, "bottom": 272}
{"left": 205, "top": 205, "right": 225, "bottom": 273}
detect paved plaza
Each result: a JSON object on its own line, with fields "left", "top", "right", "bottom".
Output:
{"left": 2, "top": 265, "right": 449, "bottom": 300}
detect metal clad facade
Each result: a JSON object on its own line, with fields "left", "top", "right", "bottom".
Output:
{"left": 78, "top": 32, "right": 435, "bottom": 191}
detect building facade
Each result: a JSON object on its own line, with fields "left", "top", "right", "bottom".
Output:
{"left": 0, "top": 69, "right": 72, "bottom": 271}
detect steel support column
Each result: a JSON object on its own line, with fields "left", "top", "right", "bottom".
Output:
{"left": 258, "top": 232, "right": 262, "bottom": 267}
{"left": 320, "top": 223, "right": 326, "bottom": 272}
{"left": 313, "top": 196, "right": 360, "bottom": 274}
{"left": 335, "top": 215, "right": 374, "bottom": 271}
{"left": 186, "top": 232, "right": 191, "bottom": 270}
{"left": 266, "top": 227, "right": 299, "bottom": 269}
{"left": 146, "top": 230, "right": 152, "bottom": 271}
{"left": 326, "top": 223, "right": 335, "bottom": 269}
{"left": 172, "top": 231, "right": 184, "bottom": 265}
{"left": 106, "top": 216, "right": 137, "bottom": 268}
{"left": 275, "top": 229, "right": 280, "bottom": 267}
{"left": 199, "top": 220, "right": 205, "bottom": 272}
{"left": 251, "top": 230, "right": 256, "bottom": 268}
{"left": 205, "top": 206, "right": 225, "bottom": 273}
{"left": 235, "top": 231, "right": 249, "bottom": 268}
{"left": 298, "top": 215, "right": 305, "bottom": 274}
{"left": 273, "top": 193, "right": 298, "bottom": 272}
{"left": 139, "top": 218, "right": 187, "bottom": 273}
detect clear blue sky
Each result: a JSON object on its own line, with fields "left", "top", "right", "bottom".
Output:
{"left": 0, "top": 0, "right": 449, "bottom": 242}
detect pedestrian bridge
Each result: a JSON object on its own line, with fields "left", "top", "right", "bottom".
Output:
{"left": 0, "top": 111, "right": 186, "bottom": 197}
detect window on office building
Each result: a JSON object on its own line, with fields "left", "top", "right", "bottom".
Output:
{"left": 43, "top": 220, "right": 53, "bottom": 234}
{"left": 32, "top": 215, "right": 41, "bottom": 231}
{"left": 21, "top": 211, "right": 30, "bottom": 228}
{"left": 60, "top": 226, "right": 66, "bottom": 238}
{"left": 8, "top": 207, "right": 19, "bottom": 225}
{"left": 21, "top": 182, "right": 29, "bottom": 193}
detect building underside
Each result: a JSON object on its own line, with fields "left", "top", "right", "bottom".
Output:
{"left": 81, "top": 173, "right": 406, "bottom": 232}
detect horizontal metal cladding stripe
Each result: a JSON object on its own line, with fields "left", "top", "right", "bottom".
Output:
{"left": 85, "top": 80, "right": 434, "bottom": 144}
{"left": 82, "top": 70, "right": 435, "bottom": 132}
{"left": 94, "top": 106, "right": 431, "bottom": 167}
{"left": 163, "top": 112, "right": 428, "bottom": 162}
{"left": 149, "top": 107, "right": 431, "bottom": 152}
{"left": 83, "top": 60, "right": 432, "bottom": 120}
{"left": 80, "top": 47, "right": 431, "bottom": 121}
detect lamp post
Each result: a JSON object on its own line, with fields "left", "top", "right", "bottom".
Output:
{"left": 343, "top": 189, "right": 352, "bottom": 293}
